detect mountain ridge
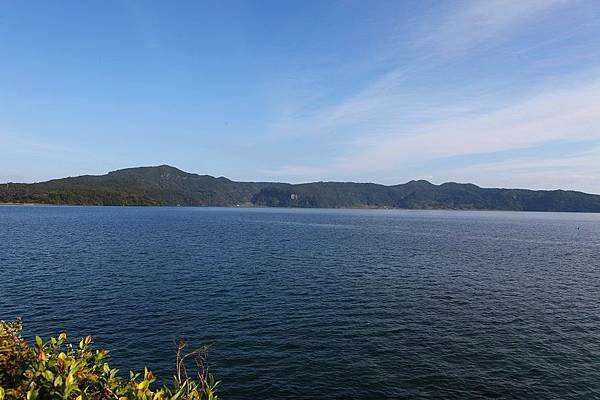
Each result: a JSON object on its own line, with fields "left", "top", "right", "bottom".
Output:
{"left": 2, "top": 165, "right": 600, "bottom": 212}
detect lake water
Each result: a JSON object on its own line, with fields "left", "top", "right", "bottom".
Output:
{"left": 1, "top": 206, "right": 600, "bottom": 399}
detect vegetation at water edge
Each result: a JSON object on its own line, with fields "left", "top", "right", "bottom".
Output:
{"left": 2, "top": 165, "right": 600, "bottom": 212}
{"left": 0, "top": 320, "right": 218, "bottom": 400}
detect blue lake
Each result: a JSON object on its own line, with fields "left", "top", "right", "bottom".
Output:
{"left": 1, "top": 206, "right": 600, "bottom": 399}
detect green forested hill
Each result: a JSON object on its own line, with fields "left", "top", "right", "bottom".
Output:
{"left": 0, "top": 165, "right": 276, "bottom": 206}
{"left": 2, "top": 165, "right": 600, "bottom": 212}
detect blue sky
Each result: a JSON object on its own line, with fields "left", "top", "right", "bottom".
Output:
{"left": 2, "top": 0, "right": 600, "bottom": 193}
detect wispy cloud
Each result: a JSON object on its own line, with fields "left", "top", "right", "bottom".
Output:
{"left": 264, "top": 0, "right": 598, "bottom": 191}
{"left": 349, "top": 77, "right": 600, "bottom": 166}
{"left": 269, "top": 68, "right": 482, "bottom": 141}
{"left": 419, "top": 0, "right": 568, "bottom": 53}
{"left": 436, "top": 145, "right": 600, "bottom": 194}
{"left": 274, "top": 73, "right": 600, "bottom": 179}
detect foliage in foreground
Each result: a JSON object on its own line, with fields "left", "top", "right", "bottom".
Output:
{"left": 0, "top": 320, "right": 218, "bottom": 400}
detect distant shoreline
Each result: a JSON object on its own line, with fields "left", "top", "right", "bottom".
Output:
{"left": 2, "top": 202, "right": 600, "bottom": 214}
{"left": 3, "top": 165, "right": 600, "bottom": 212}
{"left": 0, "top": 202, "right": 40, "bottom": 206}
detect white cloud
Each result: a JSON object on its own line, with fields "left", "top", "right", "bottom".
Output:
{"left": 352, "top": 79, "right": 600, "bottom": 165}
{"left": 270, "top": 72, "right": 600, "bottom": 188}
{"left": 436, "top": 146, "right": 600, "bottom": 194}
{"left": 265, "top": 0, "right": 591, "bottom": 185}
{"left": 420, "top": 0, "right": 569, "bottom": 52}
{"left": 269, "top": 68, "right": 483, "bottom": 141}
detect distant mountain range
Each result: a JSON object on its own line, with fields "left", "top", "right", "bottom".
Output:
{"left": 2, "top": 165, "right": 600, "bottom": 212}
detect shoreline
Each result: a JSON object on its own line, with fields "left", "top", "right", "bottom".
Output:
{"left": 1, "top": 202, "right": 599, "bottom": 214}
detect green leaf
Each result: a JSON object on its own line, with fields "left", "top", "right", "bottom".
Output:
{"left": 171, "top": 387, "right": 186, "bottom": 400}
{"left": 35, "top": 336, "right": 43, "bottom": 347}
{"left": 0, "top": 386, "right": 5, "bottom": 400}
{"left": 43, "top": 370, "right": 54, "bottom": 382}
{"left": 137, "top": 380, "right": 149, "bottom": 391}
{"left": 26, "top": 387, "right": 38, "bottom": 400}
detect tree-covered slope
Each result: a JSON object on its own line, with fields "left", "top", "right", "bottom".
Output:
{"left": 2, "top": 165, "right": 600, "bottom": 212}
{"left": 0, "top": 165, "right": 276, "bottom": 206}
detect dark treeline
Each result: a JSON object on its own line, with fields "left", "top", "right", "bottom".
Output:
{"left": 2, "top": 165, "right": 600, "bottom": 212}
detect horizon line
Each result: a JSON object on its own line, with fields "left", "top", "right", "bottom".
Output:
{"left": 2, "top": 164, "right": 599, "bottom": 196}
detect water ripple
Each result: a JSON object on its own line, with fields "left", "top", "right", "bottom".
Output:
{"left": 1, "top": 206, "right": 599, "bottom": 399}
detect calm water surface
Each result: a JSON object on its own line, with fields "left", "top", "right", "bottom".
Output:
{"left": 1, "top": 206, "right": 600, "bottom": 399}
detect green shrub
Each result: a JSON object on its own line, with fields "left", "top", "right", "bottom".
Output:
{"left": 0, "top": 320, "right": 219, "bottom": 400}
